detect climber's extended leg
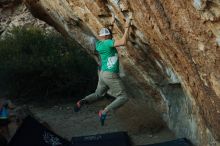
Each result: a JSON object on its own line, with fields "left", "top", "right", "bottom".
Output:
{"left": 74, "top": 72, "right": 108, "bottom": 112}
{"left": 98, "top": 72, "right": 128, "bottom": 126}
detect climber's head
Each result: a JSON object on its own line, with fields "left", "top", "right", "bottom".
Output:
{"left": 98, "top": 28, "right": 112, "bottom": 40}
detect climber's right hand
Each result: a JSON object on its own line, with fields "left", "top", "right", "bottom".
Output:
{"left": 110, "top": 13, "right": 116, "bottom": 25}
{"left": 125, "top": 13, "right": 133, "bottom": 28}
{"left": 125, "top": 19, "right": 131, "bottom": 28}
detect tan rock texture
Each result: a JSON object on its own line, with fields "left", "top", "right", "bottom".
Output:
{"left": 1, "top": 0, "right": 220, "bottom": 145}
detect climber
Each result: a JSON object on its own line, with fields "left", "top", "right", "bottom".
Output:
{"left": 0, "top": 98, "right": 15, "bottom": 142}
{"left": 74, "top": 14, "right": 132, "bottom": 126}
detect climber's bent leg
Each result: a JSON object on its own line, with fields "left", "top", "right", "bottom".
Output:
{"left": 74, "top": 72, "right": 109, "bottom": 112}
{"left": 102, "top": 72, "right": 128, "bottom": 113}
{"left": 104, "top": 95, "right": 128, "bottom": 113}
{"left": 84, "top": 71, "right": 108, "bottom": 103}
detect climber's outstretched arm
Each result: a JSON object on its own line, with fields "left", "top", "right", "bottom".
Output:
{"left": 114, "top": 17, "right": 132, "bottom": 47}
{"left": 108, "top": 14, "right": 116, "bottom": 31}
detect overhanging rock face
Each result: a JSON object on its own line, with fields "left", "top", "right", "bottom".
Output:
{"left": 20, "top": 0, "right": 220, "bottom": 145}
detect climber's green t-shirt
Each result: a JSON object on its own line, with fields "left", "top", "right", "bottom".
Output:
{"left": 96, "top": 39, "right": 119, "bottom": 73}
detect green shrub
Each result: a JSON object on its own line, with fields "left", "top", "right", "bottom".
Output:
{"left": 0, "top": 26, "right": 97, "bottom": 100}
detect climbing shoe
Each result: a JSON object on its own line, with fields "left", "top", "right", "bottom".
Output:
{"left": 73, "top": 99, "right": 87, "bottom": 112}
{"left": 98, "top": 110, "right": 107, "bottom": 126}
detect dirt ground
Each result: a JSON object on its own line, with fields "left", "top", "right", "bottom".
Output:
{"left": 7, "top": 97, "right": 176, "bottom": 146}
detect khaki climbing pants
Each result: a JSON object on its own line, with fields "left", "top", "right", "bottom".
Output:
{"left": 84, "top": 71, "right": 128, "bottom": 112}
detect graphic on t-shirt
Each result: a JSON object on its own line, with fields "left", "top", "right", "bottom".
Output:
{"left": 107, "top": 53, "right": 118, "bottom": 69}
